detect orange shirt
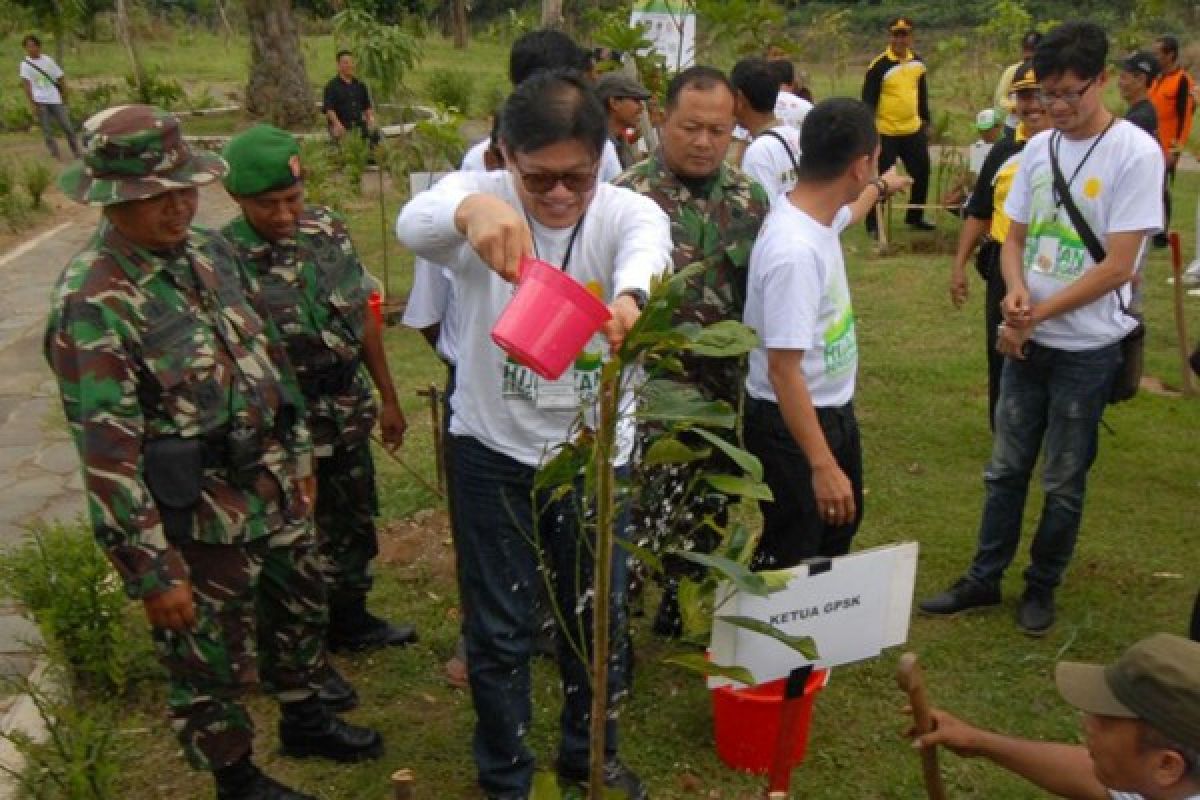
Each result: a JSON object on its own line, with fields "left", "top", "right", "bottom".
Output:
{"left": 1148, "top": 67, "right": 1195, "bottom": 155}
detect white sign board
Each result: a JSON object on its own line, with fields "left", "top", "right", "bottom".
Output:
{"left": 408, "top": 171, "right": 451, "bottom": 196}
{"left": 708, "top": 542, "right": 919, "bottom": 688}
{"left": 630, "top": 0, "right": 696, "bottom": 71}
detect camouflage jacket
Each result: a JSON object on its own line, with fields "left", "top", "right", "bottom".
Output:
{"left": 614, "top": 154, "right": 769, "bottom": 402}
{"left": 44, "top": 224, "right": 313, "bottom": 600}
{"left": 222, "top": 206, "right": 377, "bottom": 450}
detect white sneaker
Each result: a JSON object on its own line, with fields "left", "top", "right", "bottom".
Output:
{"left": 1183, "top": 259, "right": 1200, "bottom": 288}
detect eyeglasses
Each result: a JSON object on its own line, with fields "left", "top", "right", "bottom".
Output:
{"left": 511, "top": 161, "right": 598, "bottom": 194}
{"left": 1036, "top": 77, "right": 1096, "bottom": 107}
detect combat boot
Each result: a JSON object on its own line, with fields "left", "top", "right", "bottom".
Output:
{"left": 317, "top": 662, "right": 359, "bottom": 712}
{"left": 328, "top": 595, "right": 417, "bottom": 653}
{"left": 213, "top": 754, "right": 316, "bottom": 800}
{"left": 279, "top": 695, "right": 383, "bottom": 762}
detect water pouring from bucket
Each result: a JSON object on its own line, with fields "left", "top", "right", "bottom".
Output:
{"left": 491, "top": 255, "right": 613, "bottom": 381}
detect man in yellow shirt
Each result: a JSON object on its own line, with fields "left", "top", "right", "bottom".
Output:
{"left": 862, "top": 16, "right": 934, "bottom": 232}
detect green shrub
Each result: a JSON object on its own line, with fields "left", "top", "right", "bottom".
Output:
{"left": 0, "top": 159, "right": 13, "bottom": 197}
{"left": 70, "top": 83, "right": 121, "bottom": 124}
{"left": 0, "top": 101, "right": 34, "bottom": 133}
{"left": 23, "top": 162, "right": 53, "bottom": 210}
{"left": 124, "top": 67, "right": 185, "bottom": 110}
{"left": 0, "top": 523, "right": 155, "bottom": 694}
{"left": 479, "top": 81, "right": 508, "bottom": 119}
{"left": 424, "top": 68, "right": 474, "bottom": 116}
{"left": 298, "top": 137, "right": 345, "bottom": 212}
{"left": 336, "top": 129, "right": 372, "bottom": 196}
{"left": 0, "top": 668, "right": 122, "bottom": 800}
{"left": 1, "top": 189, "right": 28, "bottom": 232}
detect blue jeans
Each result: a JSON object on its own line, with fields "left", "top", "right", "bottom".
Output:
{"left": 449, "top": 435, "right": 631, "bottom": 799}
{"left": 967, "top": 341, "right": 1120, "bottom": 593}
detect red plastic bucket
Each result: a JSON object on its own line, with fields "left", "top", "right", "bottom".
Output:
{"left": 491, "top": 256, "right": 612, "bottom": 381}
{"left": 711, "top": 669, "right": 828, "bottom": 774}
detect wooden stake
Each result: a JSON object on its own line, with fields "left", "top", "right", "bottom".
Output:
{"left": 416, "top": 384, "right": 445, "bottom": 493}
{"left": 391, "top": 768, "right": 414, "bottom": 800}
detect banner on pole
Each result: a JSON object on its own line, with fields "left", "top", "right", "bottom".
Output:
{"left": 630, "top": 0, "right": 696, "bottom": 71}
{"left": 708, "top": 542, "right": 919, "bottom": 688}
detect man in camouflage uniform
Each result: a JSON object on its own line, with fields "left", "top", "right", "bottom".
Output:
{"left": 45, "top": 106, "right": 383, "bottom": 800}
{"left": 614, "top": 66, "right": 769, "bottom": 636}
{"left": 220, "top": 127, "right": 416, "bottom": 681}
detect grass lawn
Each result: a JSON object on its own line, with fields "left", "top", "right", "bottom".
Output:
{"left": 3, "top": 25, "right": 1198, "bottom": 800}
{"left": 91, "top": 167, "right": 1200, "bottom": 799}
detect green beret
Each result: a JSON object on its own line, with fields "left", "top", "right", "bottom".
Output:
{"left": 222, "top": 124, "right": 301, "bottom": 196}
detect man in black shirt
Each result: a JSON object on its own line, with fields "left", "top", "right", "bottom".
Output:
{"left": 322, "top": 50, "right": 379, "bottom": 146}
{"left": 1119, "top": 50, "right": 1160, "bottom": 138}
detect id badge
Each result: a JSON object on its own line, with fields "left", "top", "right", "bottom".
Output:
{"left": 1034, "top": 236, "right": 1059, "bottom": 274}
{"left": 535, "top": 372, "right": 577, "bottom": 410}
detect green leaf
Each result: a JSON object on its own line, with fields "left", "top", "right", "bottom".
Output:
{"left": 642, "top": 436, "right": 711, "bottom": 467}
{"left": 613, "top": 538, "right": 663, "bottom": 575}
{"left": 678, "top": 575, "right": 716, "bottom": 642}
{"left": 637, "top": 381, "right": 737, "bottom": 429}
{"left": 758, "top": 569, "right": 795, "bottom": 592}
{"left": 716, "top": 615, "right": 819, "bottom": 660}
{"left": 703, "top": 473, "right": 774, "bottom": 502}
{"left": 673, "top": 551, "right": 770, "bottom": 596}
{"left": 689, "top": 428, "right": 764, "bottom": 482}
{"left": 534, "top": 435, "right": 592, "bottom": 490}
{"left": 663, "top": 652, "right": 757, "bottom": 687}
{"left": 684, "top": 319, "right": 760, "bottom": 357}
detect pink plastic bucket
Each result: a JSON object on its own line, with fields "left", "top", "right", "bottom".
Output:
{"left": 491, "top": 256, "right": 612, "bottom": 381}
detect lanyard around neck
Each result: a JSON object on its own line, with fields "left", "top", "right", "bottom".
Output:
{"left": 524, "top": 210, "right": 586, "bottom": 273}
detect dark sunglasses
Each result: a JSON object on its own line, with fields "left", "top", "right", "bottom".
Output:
{"left": 511, "top": 162, "right": 598, "bottom": 194}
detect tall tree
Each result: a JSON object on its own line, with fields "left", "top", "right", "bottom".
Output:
{"left": 244, "top": 0, "right": 314, "bottom": 128}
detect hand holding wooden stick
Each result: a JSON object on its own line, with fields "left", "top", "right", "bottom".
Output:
{"left": 897, "top": 652, "right": 948, "bottom": 800}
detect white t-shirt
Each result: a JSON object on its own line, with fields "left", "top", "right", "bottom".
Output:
{"left": 19, "top": 55, "right": 63, "bottom": 105}
{"left": 775, "top": 90, "right": 813, "bottom": 131}
{"left": 1004, "top": 120, "right": 1164, "bottom": 350}
{"left": 745, "top": 202, "right": 857, "bottom": 408}
{"left": 395, "top": 170, "right": 672, "bottom": 467}
{"left": 401, "top": 258, "right": 459, "bottom": 364}
{"left": 742, "top": 125, "right": 801, "bottom": 205}
{"left": 461, "top": 136, "right": 623, "bottom": 183}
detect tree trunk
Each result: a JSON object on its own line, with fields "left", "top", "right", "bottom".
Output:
{"left": 244, "top": 0, "right": 314, "bottom": 128}
{"left": 115, "top": 0, "right": 147, "bottom": 99}
{"left": 540, "top": 0, "right": 563, "bottom": 29}
{"left": 215, "top": 0, "right": 236, "bottom": 41}
{"left": 452, "top": 0, "right": 468, "bottom": 50}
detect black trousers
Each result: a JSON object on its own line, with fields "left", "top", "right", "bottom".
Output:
{"left": 744, "top": 397, "right": 863, "bottom": 570}
{"left": 872, "top": 128, "right": 932, "bottom": 227}
{"left": 976, "top": 239, "right": 1007, "bottom": 429}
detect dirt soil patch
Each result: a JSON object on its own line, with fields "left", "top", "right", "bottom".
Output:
{"left": 376, "top": 507, "right": 456, "bottom": 584}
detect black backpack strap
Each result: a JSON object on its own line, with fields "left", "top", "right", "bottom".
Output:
{"left": 761, "top": 128, "right": 799, "bottom": 173}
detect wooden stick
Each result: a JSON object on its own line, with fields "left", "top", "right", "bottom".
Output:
{"left": 1168, "top": 232, "right": 1199, "bottom": 397}
{"left": 391, "top": 768, "right": 414, "bottom": 800}
{"left": 416, "top": 384, "right": 446, "bottom": 492}
{"left": 371, "top": 434, "right": 445, "bottom": 498}
{"left": 897, "top": 653, "right": 948, "bottom": 800}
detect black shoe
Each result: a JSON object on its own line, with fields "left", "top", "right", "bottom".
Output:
{"left": 557, "top": 758, "right": 648, "bottom": 800}
{"left": 328, "top": 596, "right": 418, "bottom": 653}
{"left": 317, "top": 663, "right": 359, "bottom": 712}
{"left": 918, "top": 577, "right": 1001, "bottom": 616}
{"left": 279, "top": 697, "right": 383, "bottom": 763}
{"left": 214, "top": 755, "right": 317, "bottom": 800}
{"left": 652, "top": 582, "right": 683, "bottom": 638}
{"left": 908, "top": 219, "right": 936, "bottom": 232}
{"left": 1016, "top": 588, "right": 1055, "bottom": 636}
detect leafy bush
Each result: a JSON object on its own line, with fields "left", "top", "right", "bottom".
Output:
{"left": 70, "top": 82, "right": 121, "bottom": 124}
{"left": 336, "top": 129, "right": 372, "bottom": 195}
{"left": 424, "top": 68, "right": 474, "bottom": 116}
{"left": 0, "top": 523, "right": 155, "bottom": 694}
{"left": 124, "top": 67, "right": 185, "bottom": 110}
{"left": 0, "top": 159, "right": 13, "bottom": 197}
{"left": 479, "top": 81, "right": 508, "bottom": 120}
{"left": 0, "top": 101, "right": 34, "bottom": 133}
{"left": 23, "top": 162, "right": 53, "bottom": 209}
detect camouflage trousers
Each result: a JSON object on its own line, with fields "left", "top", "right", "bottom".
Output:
{"left": 314, "top": 439, "right": 380, "bottom": 604}
{"left": 151, "top": 521, "right": 327, "bottom": 771}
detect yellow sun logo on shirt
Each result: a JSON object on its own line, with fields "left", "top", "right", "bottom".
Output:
{"left": 586, "top": 280, "right": 603, "bottom": 299}
{"left": 1083, "top": 177, "right": 1102, "bottom": 199}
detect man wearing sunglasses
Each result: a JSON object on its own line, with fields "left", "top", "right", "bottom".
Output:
{"left": 397, "top": 69, "right": 670, "bottom": 800}
{"left": 920, "top": 22, "right": 1163, "bottom": 636}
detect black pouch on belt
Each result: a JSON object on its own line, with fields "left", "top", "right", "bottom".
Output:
{"left": 143, "top": 437, "right": 205, "bottom": 543}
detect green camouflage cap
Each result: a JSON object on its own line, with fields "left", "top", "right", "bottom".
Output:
{"left": 222, "top": 124, "right": 302, "bottom": 197}
{"left": 58, "top": 104, "right": 228, "bottom": 206}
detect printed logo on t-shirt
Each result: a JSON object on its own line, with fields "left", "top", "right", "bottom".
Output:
{"left": 823, "top": 307, "right": 857, "bottom": 377}
{"left": 1023, "top": 172, "right": 1090, "bottom": 283}
{"left": 501, "top": 350, "right": 603, "bottom": 409}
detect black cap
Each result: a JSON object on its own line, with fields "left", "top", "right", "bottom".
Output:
{"left": 1122, "top": 50, "right": 1161, "bottom": 81}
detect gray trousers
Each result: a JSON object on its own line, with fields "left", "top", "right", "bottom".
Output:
{"left": 36, "top": 103, "right": 81, "bottom": 159}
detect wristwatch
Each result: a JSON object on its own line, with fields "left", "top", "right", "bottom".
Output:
{"left": 872, "top": 177, "right": 889, "bottom": 199}
{"left": 619, "top": 288, "right": 648, "bottom": 310}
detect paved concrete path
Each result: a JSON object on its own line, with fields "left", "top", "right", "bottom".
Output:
{"left": 0, "top": 188, "right": 239, "bottom": 795}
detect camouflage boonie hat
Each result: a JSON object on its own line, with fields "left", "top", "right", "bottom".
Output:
{"left": 58, "top": 104, "right": 228, "bottom": 206}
